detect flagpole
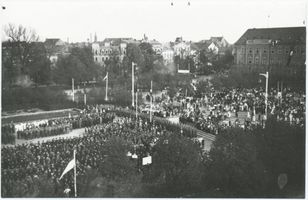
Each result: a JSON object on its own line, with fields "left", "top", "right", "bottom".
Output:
{"left": 150, "top": 80, "right": 153, "bottom": 123}
{"left": 74, "top": 149, "right": 77, "bottom": 197}
{"left": 72, "top": 78, "right": 75, "bottom": 102}
{"left": 105, "top": 72, "right": 108, "bottom": 101}
{"left": 136, "top": 90, "right": 138, "bottom": 119}
{"left": 132, "top": 62, "right": 135, "bottom": 107}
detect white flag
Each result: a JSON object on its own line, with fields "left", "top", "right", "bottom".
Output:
{"left": 59, "top": 158, "right": 75, "bottom": 180}
{"left": 103, "top": 73, "right": 108, "bottom": 81}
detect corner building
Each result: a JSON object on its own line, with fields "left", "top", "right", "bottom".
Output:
{"left": 233, "top": 27, "right": 306, "bottom": 74}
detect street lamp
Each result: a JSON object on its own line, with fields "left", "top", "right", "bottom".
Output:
{"left": 259, "top": 71, "right": 269, "bottom": 120}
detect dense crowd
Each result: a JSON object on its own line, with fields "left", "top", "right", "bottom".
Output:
{"left": 143, "top": 86, "right": 305, "bottom": 134}
{"left": 1, "top": 106, "right": 116, "bottom": 143}
{"left": 1, "top": 123, "right": 16, "bottom": 144}
{"left": 16, "top": 119, "right": 72, "bottom": 140}
{"left": 1, "top": 112, "right": 171, "bottom": 197}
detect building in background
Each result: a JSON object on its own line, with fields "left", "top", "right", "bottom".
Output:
{"left": 233, "top": 27, "right": 306, "bottom": 73}
{"left": 44, "top": 38, "right": 70, "bottom": 65}
{"left": 162, "top": 43, "right": 174, "bottom": 64}
{"left": 141, "top": 34, "right": 163, "bottom": 55}
{"left": 92, "top": 38, "right": 136, "bottom": 65}
{"left": 198, "top": 36, "right": 230, "bottom": 55}
{"left": 172, "top": 37, "right": 191, "bottom": 58}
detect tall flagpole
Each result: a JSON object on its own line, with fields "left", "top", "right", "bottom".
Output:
{"left": 105, "top": 72, "right": 108, "bottom": 101}
{"left": 259, "top": 71, "right": 269, "bottom": 120}
{"left": 72, "top": 78, "right": 75, "bottom": 102}
{"left": 136, "top": 90, "right": 138, "bottom": 119}
{"left": 74, "top": 149, "right": 77, "bottom": 197}
{"left": 150, "top": 80, "right": 153, "bottom": 123}
{"left": 132, "top": 62, "right": 135, "bottom": 107}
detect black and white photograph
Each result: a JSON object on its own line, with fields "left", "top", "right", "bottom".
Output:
{"left": 0, "top": 0, "right": 306, "bottom": 198}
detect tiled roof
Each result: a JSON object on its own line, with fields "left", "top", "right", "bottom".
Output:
{"left": 234, "top": 27, "right": 306, "bottom": 45}
{"left": 191, "top": 42, "right": 210, "bottom": 50}
{"left": 44, "top": 38, "right": 61, "bottom": 46}
{"left": 102, "top": 38, "right": 134, "bottom": 46}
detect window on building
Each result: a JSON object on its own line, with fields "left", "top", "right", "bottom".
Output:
{"left": 270, "top": 59, "right": 274, "bottom": 64}
{"left": 102, "top": 57, "right": 104, "bottom": 61}
{"left": 256, "top": 48, "right": 259, "bottom": 53}
{"left": 262, "top": 57, "right": 267, "bottom": 64}
{"left": 277, "top": 47, "right": 282, "bottom": 54}
{"left": 263, "top": 49, "right": 267, "bottom": 53}
{"left": 248, "top": 60, "right": 252, "bottom": 64}
{"left": 249, "top": 49, "right": 252, "bottom": 53}
{"left": 95, "top": 57, "right": 97, "bottom": 61}
{"left": 255, "top": 57, "right": 259, "bottom": 64}
{"left": 285, "top": 47, "right": 290, "bottom": 54}
{"left": 295, "top": 46, "right": 300, "bottom": 54}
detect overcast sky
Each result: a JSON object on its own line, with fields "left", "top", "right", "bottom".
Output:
{"left": 0, "top": 0, "right": 307, "bottom": 44}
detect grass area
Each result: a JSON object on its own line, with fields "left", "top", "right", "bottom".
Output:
{"left": 2, "top": 109, "right": 80, "bottom": 124}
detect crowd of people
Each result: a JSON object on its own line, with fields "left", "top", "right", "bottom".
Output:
{"left": 1, "top": 85, "right": 305, "bottom": 197}
{"left": 16, "top": 119, "right": 72, "bottom": 140}
{"left": 142, "top": 86, "right": 305, "bottom": 135}
{"left": 1, "top": 123, "right": 16, "bottom": 144}
{"left": 1, "top": 106, "right": 116, "bottom": 143}
{"left": 1, "top": 110, "right": 175, "bottom": 197}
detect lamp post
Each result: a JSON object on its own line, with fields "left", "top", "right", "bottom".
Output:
{"left": 259, "top": 71, "right": 269, "bottom": 120}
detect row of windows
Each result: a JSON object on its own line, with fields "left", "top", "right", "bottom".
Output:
{"left": 246, "top": 57, "right": 303, "bottom": 65}
{"left": 94, "top": 50, "right": 126, "bottom": 55}
{"left": 95, "top": 57, "right": 109, "bottom": 62}
{"left": 241, "top": 46, "right": 305, "bottom": 55}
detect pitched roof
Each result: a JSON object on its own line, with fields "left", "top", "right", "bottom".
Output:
{"left": 44, "top": 38, "right": 62, "bottom": 46}
{"left": 210, "top": 37, "right": 223, "bottom": 42}
{"left": 192, "top": 42, "right": 211, "bottom": 50}
{"left": 102, "top": 38, "right": 135, "bottom": 45}
{"left": 234, "top": 27, "right": 306, "bottom": 45}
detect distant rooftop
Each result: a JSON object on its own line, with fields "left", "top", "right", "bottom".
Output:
{"left": 234, "top": 27, "right": 306, "bottom": 45}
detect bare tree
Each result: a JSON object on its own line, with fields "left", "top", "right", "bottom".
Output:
{"left": 4, "top": 23, "right": 39, "bottom": 43}
{"left": 3, "top": 23, "right": 40, "bottom": 75}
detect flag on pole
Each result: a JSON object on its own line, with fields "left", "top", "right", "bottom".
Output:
{"left": 142, "top": 156, "right": 152, "bottom": 165}
{"left": 59, "top": 157, "right": 76, "bottom": 180}
{"left": 103, "top": 73, "right": 108, "bottom": 81}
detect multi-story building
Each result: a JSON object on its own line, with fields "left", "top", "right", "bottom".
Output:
{"left": 172, "top": 37, "right": 191, "bottom": 58}
{"left": 151, "top": 41, "right": 163, "bottom": 55}
{"left": 44, "top": 38, "right": 70, "bottom": 64}
{"left": 141, "top": 34, "right": 163, "bottom": 55}
{"left": 162, "top": 43, "right": 174, "bottom": 64}
{"left": 198, "top": 36, "right": 230, "bottom": 55}
{"left": 233, "top": 27, "right": 306, "bottom": 73}
{"left": 92, "top": 38, "right": 134, "bottom": 65}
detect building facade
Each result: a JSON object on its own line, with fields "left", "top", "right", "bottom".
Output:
{"left": 92, "top": 38, "right": 129, "bottom": 65}
{"left": 44, "top": 38, "right": 70, "bottom": 64}
{"left": 233, "top": 27, "right": 306, "bottom": 73}
{"left": 162, "top": 48, "right": 174, "bottom": 64}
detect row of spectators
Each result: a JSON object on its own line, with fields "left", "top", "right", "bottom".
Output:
{"left": 1, "top": 113, "right": 176, "bottom": 197}
{"left": 2, "top": 110, "right": 116, "bottom": 143}
{"left": 2, "top": 123, "right": 16, "bottom": 144}
{"left": 143, "top": 86, "right": 305, "bottom": 135}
